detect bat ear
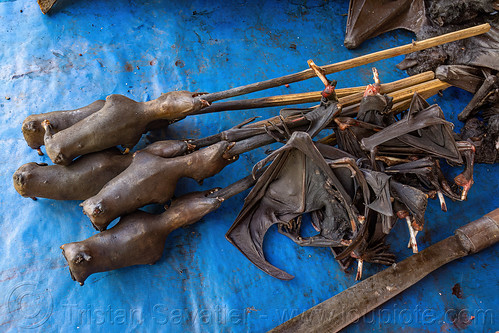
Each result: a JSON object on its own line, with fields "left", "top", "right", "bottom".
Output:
{"left": 73, "top": 252, "right": 92, "bottom": 264}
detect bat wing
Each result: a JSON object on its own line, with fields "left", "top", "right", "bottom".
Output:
{"left": 304, "top": 102, "right": 340, "bottom": 138}
{"left": 344, "top": 0, "right": 426, "bottom": 49}
{"left": 461, "top": 25, "right": 499, "bottom": 71}
{"left": 398, "top": 94, "right": 462, "bottom": 163}
{"left": 363, "top": 93, "right": 462, "bottom": 164}
{"left": 226, "top": 132, "right": 352, "bottom": 280}
{"left": 435, "top": 65, "right": 485, "bottom": 93}
{"left": 390, "top": 180, "right": 428, "bottom": 229}
{"left": 225, "top": 142, "right": 305, "bottom": 280}
{"left": 362, "top": 170, "right": 393, "bottom": 217}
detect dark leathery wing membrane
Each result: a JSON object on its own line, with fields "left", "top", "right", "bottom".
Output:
{"left": 362, "top": 93, "right": 462, "bottom": 164}
{"left": 226, "top": 132, "right": 367, "bottom": 280}
{"left": 344, "top": 0, "right": 426, "bottom": 49}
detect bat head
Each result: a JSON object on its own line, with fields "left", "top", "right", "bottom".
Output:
{"left": 60, "top": 242, "right": 93, "bottom": 286}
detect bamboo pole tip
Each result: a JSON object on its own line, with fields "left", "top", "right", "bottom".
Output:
{"left": 481, "top": 22, "right": 491, "bottom": 31}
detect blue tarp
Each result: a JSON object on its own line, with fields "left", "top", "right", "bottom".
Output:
{"left": 0, "top": 1, "right": 497, "bottom": 332}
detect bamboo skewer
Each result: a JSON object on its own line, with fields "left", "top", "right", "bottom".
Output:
{"left": 189, "top": 77, "right": 452, "bottom": 152}
{"left": 200, "top": 24, "right": 490, "bottom": 102}
{"left": 391, "top": 80, "right": 451, "bottom": 114}
{"left": 195, "top": 71, "right": 435, "bottom": 114}
{"left": 389, "top": 79, "right": 450, "bottom": 101}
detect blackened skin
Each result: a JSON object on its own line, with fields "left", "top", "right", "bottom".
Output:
{"left": 461, "top": 116, "right": 499, "bottom": 163}
{"left": 81, "top": 141, "right": 236, "bottom": 231}
{"left": 42, "top": 91, "right": 207, "bottom": 165}
{"left": 13, "top": 149, "right": 133, "bottom": 201}
{"left": 22, "top": 100, "right": 105, "bottom": 150}
{"left": 61, "top": 190, "right": 223, "bottom": 285}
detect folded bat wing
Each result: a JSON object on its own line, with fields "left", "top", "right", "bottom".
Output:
{"left": 226, "top": 132, "right": 351, "bottom": 280}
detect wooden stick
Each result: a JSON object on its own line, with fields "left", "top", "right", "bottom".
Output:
{"left": 391, "top": 81, "right": 451, "bottom": 113}
{"left": 200, "top": 24, "right": 490, "bottom": 102}
{"left": 195, "top": 71, "right": 435, "bottom": 114}
{"left": 389, "top": 79, "right": 450, "bottom": 101}
{"left": 190, "top": 79, "right": 452, "bottom": 152}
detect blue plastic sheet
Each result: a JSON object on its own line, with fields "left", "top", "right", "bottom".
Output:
{"left": 0, "top": 1, "right": 497, "bottom": 332}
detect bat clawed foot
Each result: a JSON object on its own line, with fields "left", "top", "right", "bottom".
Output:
{"left": 278, "top": 217, "right": 302, "bottom": 241}
{"left": 355, "top": 258, "right": 363, "bottom": 281}
{"left": 454, "top": 174, "right": 474, "bottom": 201}
{"left": 41, "top": 119, "right": 54, "bottom": 134}
{"left": 200, "top": 99, "right": 210, "bottom": 108}
{"left": 455, "top": 141, "right": 475, "bottom": 201}
{"left": 405, "top": 216, "right": 419, "bottom": 253}
{"left": 334, "top": 118, "right": 351, "bottom": 131}
{"left": 36, "top": 148, "right": 44, "bottom": 156}
{"left": 437, "top": 191, "right": 447, "bottom": 212}
{"left": 340, "top": 239, "right": 352, "bottom": 246}
{"left": 186, "top": 141, "right": 196, "bottom": 151}
{"left": 222, "top": 142, "right": 238, "bottom": 160}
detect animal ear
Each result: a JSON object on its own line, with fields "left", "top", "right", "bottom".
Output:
{"left": 82, "top": 252, "right": 92, "bottom": 262}
{"left": 73, "top": 252, "right": 92, "bottom": 264}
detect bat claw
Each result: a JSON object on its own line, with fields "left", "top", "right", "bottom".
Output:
{"left": 207, "top": 188, "right": 221, "bottom": 196}
{"left": 200, "top": 99, "right": 210, "bottom": 108}
{"left": 340, "top": 239, "right": 352, "bottom": 246}
{"left": 437, "top": 191, "right": 447, "bottom": 212}
{"left": 222, "top": 142, "right": 237, "bottom": 160}
{"left": 355, "top": 259, "right": 363, "bottom": 281}
{"left": 406, "top": 217, "right": 419, "bottom": 253}
{"left": 454, "top": 174, "right": 474, "bottom": 201}
{"left": 41, "top": 119, "right": 55, "bottom": 136}
{"left": 186, "top": 142, "right": 196, "bottom": 151}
